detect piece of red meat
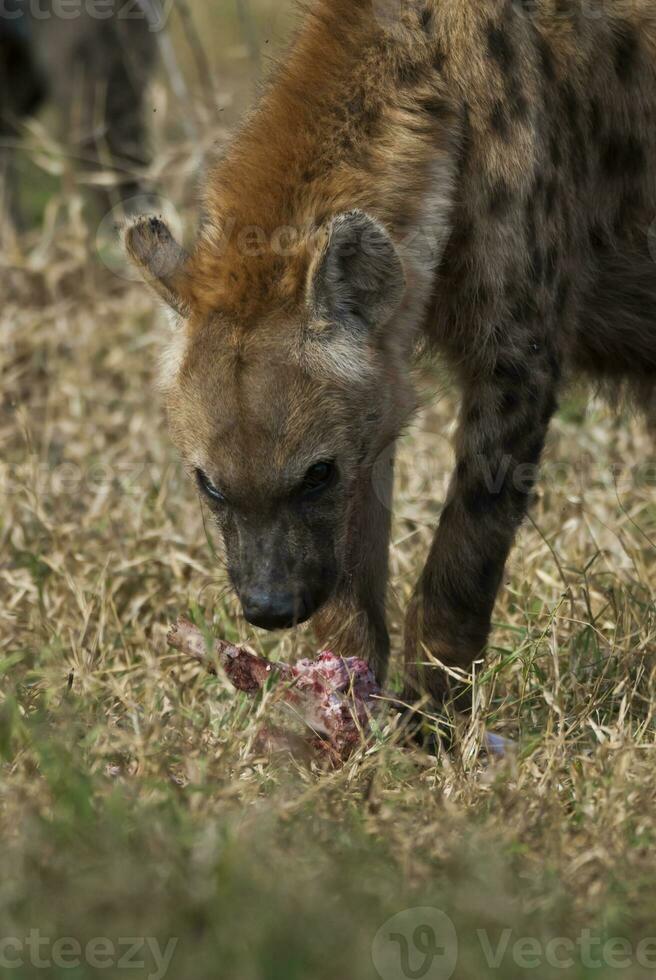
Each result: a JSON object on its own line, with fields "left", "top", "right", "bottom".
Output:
{"left": 167, "top": 618, "right": 382, "bottom": 759}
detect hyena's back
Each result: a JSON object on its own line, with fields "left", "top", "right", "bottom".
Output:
{"left": 428, "top": 2, "right": 656, "bottom": 401}
{"left": 188, "top": 0, "right": 656, "bottom": 394}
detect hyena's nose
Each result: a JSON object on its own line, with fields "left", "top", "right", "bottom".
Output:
{"left": 242, "top": 590, "right": 310, "bottom": 631}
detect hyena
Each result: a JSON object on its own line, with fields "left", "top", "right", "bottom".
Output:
{"left": 127, "top": 0, "right": 656, "bottom": 711}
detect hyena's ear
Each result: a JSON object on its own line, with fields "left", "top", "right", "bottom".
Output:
{"left": 308, "top": 210, "right": 406, "bottom": 331}
{"left": 125, "top": 217, "right": 189, "bottom": 316}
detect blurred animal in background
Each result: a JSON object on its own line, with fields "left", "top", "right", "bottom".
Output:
{"left": 0, "top": 0, "right": 158, "bottom": 226}
{"left": 0, "top": 3, "right": 45, "bottom": 131}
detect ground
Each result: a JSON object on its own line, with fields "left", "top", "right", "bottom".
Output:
{"left": 1, "top": 3, "right": 656, "bottom": 978}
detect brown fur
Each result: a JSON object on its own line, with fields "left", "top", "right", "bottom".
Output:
{"left": 128, "top": 0, "right": 656, "bottom": 709}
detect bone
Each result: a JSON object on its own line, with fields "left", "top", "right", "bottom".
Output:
{"left": 167, "top": 617, "right": 290, "bottom": 694}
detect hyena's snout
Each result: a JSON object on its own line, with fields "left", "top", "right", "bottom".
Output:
{"left": 241, "top": 588, "right": 312, "bottom": 631}
{"left": 228, "top": 523, "right": 338, "bottom": 632}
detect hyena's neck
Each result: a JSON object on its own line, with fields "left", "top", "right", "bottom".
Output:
{"left": 188, "top": 0, "right": 460, "bottom": 326}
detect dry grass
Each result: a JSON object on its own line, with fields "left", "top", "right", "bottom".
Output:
{"left": 1, "top": 4, "right": 656, "bottom": 978}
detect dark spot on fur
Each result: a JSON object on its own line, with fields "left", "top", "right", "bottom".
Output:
{"left": 549, "top": 135, "right": 562, "bottom": 169}
{"left": 537, "top": 36, "right": 556, "bottom": 82}
{"left": 420, "top": 95, "right": 451, "bottom": 119}
{"left": 544, "top": 178, "right": 558, "bottom": 216}
{"left": 534, "top": 173, "right": 545, "bottom": 198}
{"left": 345, "top": 95, "right": 382, "bottom": 139}
{"left": 347, "top": 94, "right": 364, "bottom": 116}
{"left": 601, "top": 133, "right": 646, "bottom": 178}
{"left": 339, "top": 130, "right": 356, "bottom": 154}
{"left": 506, "top": 74, "right": 529, "bottom": 121}
{"left": 420, "top": 6, "right": 433, "bottom": 30}
{"left": 559, "top": 82, "right": 580, "bottom": 129}
{"left": 557, "top": 82, "right": 589, "bottom": 184}
{"left": 486, "top": 20, "right": 515, "bottom": 75}
{"left": 555, "top": 0, "right": 581, "bottom": 29}
{"left": 397, "top": 58, "right": 425, "bottom": 86}
{"left": 491, "top": 100, "right": 510, "bottom": 139}
{"left": 434, "top": 46, "right": 446, "bottom": 72}
{"left": 614, "top": 22, "right": 639, "bottom": 83}
{"left": 489, "top": 180, "right": 512, "bottom": 216}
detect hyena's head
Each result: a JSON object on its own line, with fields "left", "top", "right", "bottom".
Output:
{"left": 126, "top": 210, "right": 416, "bottom": 631}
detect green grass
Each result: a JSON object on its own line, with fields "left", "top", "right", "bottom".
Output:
{"left": 1, "top": 693, "right": 655, "bottom": 979}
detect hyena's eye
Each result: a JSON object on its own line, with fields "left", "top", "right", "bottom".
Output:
{"left": 195, "top": 468, "right": 227, "bottom": 504}
{"left": 300, "top": 461, "right": 336, "bottom": 497}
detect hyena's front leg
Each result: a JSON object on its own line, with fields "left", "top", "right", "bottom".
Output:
{"left": 312, "top": 452, "right": 395, "bottom": 683}
{"left": 404, "top": 366, "right": 559, "bottom": 708}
